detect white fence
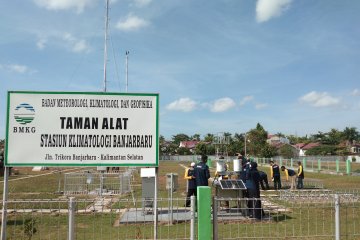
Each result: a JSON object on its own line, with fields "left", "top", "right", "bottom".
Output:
{"left": 1, "top": 190, "right": 360, "bottom": 239}
{"left": 63, "top": 170, "right": 133, "bottom": 195}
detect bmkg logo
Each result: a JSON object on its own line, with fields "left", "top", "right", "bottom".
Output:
{"left": 14, "top": 103, "right": 35, "bottom": 125}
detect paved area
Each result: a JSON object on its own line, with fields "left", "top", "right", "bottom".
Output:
{"left": 119, "top": 208, "right": 192, "bottom": 224}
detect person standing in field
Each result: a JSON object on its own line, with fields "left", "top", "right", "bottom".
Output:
{"left": 297, "top": 161, "right": 304, "bottom": 189}
{"left": 281, "top": 166, "right": 296, "bottom": 190}
{"left": 184, "top": 162, "right": 196, "bottom": 207}
{"left": 258, "top": 171, "right": 270, "bottom": 190}
{"left": 194, "top": 155, "right": 210, "bottom": 187}
{"left": 270, "top": 160, "right": 281, "bottom": 190}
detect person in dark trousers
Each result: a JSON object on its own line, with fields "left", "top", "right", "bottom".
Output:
{"left": 258, "top": 171, "right": 270, "bottom": 190}
{"left": 194, "top": 155, "right": 210, "bottom": 187}
{"left": 270, "top": 160, "right": 281, "bottom": 190}
{"left": 246, "top": 162, "right": 262, "bottom": 220}
{"left": 297, "top": 161, "right": 304, "bottom": 189}
{"left": 184, "top": 162, "right": 196, "bottom": 207}
{"left": 281, "top": 166, "right": 296, "bottom": 190}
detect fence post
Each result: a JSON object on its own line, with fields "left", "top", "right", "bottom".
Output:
{"left": 336, "top": 159, "right": 340, "bottom": 173}
{"left": 302, "top": 158, "right": 306, "bottom": 171}
{"left": 197, "top": 186, "right": 211, "bottom": 240}
{"left": 290, "top": 158, "right": 293, "bottom": 168}
{"left": 169, "top": 173, "right": 173, "bottom": 225}
{"left": 68, "top": 197, "right": 76, "bottom": 240}
{"left": 213, "top": 197, "right": 218, "bottom": 240}
{"left": 318, "top": 159, "right": 321, "bottom": 172}
{"left": 279, "top": 157, "right": 282, "bottom": 167}
{"left": 190, "top": 195, "right": 196, "bottom": 240}
{"left": 346, "top": 159, "right": 351, "bottom": 175}
{"left": 1, "top": 167, "right": 9, "bottom": 240}
{"left": 335, "top": 194, "right": 340, "bottom": 240}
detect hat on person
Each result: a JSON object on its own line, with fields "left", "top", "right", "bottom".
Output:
{"left": 190, "top": 162, "right": 195, "bottom": 167}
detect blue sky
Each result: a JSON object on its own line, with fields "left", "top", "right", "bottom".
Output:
{"left": 1, "top": 0, "right": 360, "bottom": 140}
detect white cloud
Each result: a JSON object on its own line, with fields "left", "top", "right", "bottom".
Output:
{"left": 134, "top": 0, "right": 152, "bottom": 7}
{"left": 116, "top": 14, "right": 149, "bottom": 31}
{"left": 351, "top": 89, "right": 360, "bottom": 96}
{"left": 166, "top": 98, "right": 197, "bottom": 112}
{"left": 299, "top": 91, "right": 340, "bottom": 107}
{"left": 36, "top": 37, "right": 47, "bottom": 50}
{"left": 255, "top": 103, "right": 268, "bottom": 110}
{"left": 0, "top": 64, "right": 35, "bottom": 74}
{"left": 34, "top": 0, "right": 96, "bottom": 13}
{"left": 256, "top": 0, "right": 292, "bottom": 23}
{"left": 239, "top": 95, "right": 254, "bottom": 106}
{"left": 62, "top": 32, "right": 90, "bottom": 53}
{"left": 210, "top": 97, "right": 236, "bottom": 113}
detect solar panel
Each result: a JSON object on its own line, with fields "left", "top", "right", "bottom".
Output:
{"left": 219, "top": 180, "right": 247, "bottom": 190}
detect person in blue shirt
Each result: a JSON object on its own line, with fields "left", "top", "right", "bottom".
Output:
{"left": 246, "top": 162, "right": 262, "bottom": 219}
{"left": 270, "top": 160, "right": 281, "bottom": 190}
{"left": 258, "top": 171, "right": 270, "bottom": 190}
{"left": 194, "top": 155, "right": 210, "bottom": 187}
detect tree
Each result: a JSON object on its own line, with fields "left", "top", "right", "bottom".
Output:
{"left": 177, "top": 147, "right": 192, "bottom": 155}
{"left": 171, "top": 134, "right": 190, "bottom": 145}
{"left": 305, "top": 145, "right": 338, "bottom": 155}
{"left": 191, "top": 134, "right": 201, "bottom": 141}
{"left": 246, "top": 123, "right": 268, "bottom": 157}
{"left": 203, "top": 133, "right": 214, "bottom": 143}
{"left": 229, "top": 133, "right": 245, "bottom": 156}
{"left": 194, "top": 142, "right": 215, "bottom": 155}
{"left": 261, "top": 143, "right": 277, "bottom": 158}
{"left": 279, "top": 144, "right": 297, "bottom": 158}
{"left": 342, "top": 127, "right": 359, "bottom": 142}
{"left": 327, "top": 128, "right": 342, "bottom": 145}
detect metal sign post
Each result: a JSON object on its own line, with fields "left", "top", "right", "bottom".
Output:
{"left": 1, "top": 167, "right": 9, "bottom": 240}
{"left": 154, "top": 167, "right": 158, "bottom": 240}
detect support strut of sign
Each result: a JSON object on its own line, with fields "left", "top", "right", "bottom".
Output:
{"left": 154, "top": 167, "right": 158, "bottom": 240}
{"left": 1, "top": 167, "right": 9, "bottom": 240}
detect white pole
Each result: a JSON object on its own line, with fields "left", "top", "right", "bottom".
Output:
{"left": 68, "top": 197, "right": 75, "bottom": 240}
{"left": 154, "top": 167, "right": 158, "bottom": 240}
{"left": 1, "top": 167, "right": 9, "bottom": 240}
{"left": 190, "top": 195, "right": 196, "bottom": 240}
{"left": 103, "top": 0, "right": 109, "bottom": 92}
{"left": 335, "top": 194, "right": 340, "bottom": 240}
{"left": 170, "top": 173, "right": 173, "bottom": 225}
{"left": 125, "top": 51, "right": 129, "bottom": 93}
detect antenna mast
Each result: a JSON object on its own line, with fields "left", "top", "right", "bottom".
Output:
{"left": 126, "top": 51, "right": 129, "bottom": 92}
{"left": 103, "top": 0, "right": 109, "bottom": 92}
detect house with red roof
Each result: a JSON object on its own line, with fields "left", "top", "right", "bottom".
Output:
{"left": 294, "top": 142, "right": 321, "bottom": 156}
{"left": 179, "top": 140, "right": 200, "bottom": 149}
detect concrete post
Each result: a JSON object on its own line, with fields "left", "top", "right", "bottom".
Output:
{"left": 68, "top": 197, "right": 76, "bottom": 240}
{"left": 335, "top": 194, "right": 340, "bottom": 240}
{"left": 336, "top": 159, "right": 340, "bottom": 173}
{"left": 169, "top": 173, "right": 173, "bottom": 225}
{"left": 190, "top": 196, "right": 196, "bottom": 240}
{"left": 302, "top": 158, "right": 306, "bottom": 171}
{"left": 346, "top": 159, "right": 351, "bottom": 175}
{"left": 197, "top": 186, "right": 211, "bottom": 240}
{"left": 318, "top": 159, "right": 321, "bottom": 172}
{"left": 213, "top": 197, "right": 218, "bottom": 240}
{"left": 290, "top": 158, "right": 293, "bottom": 168}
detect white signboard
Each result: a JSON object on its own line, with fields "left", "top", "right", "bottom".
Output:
{"left": 5, "top": 91, "right": 159, "bottom": 167}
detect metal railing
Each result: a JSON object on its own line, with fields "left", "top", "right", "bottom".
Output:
{"left": 63, "top": 170, "right": 133, "bottom": 195}
{"left": 1, "top": 191, "right": 360, "bottom": 239}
